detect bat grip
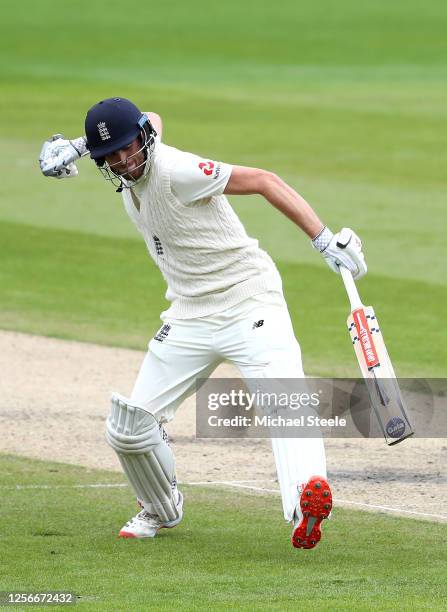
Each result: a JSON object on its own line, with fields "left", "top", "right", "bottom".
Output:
{"left": 340, "top": 266, "right": 363, "bottom": 311}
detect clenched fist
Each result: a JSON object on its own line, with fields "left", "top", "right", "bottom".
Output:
{"left": 39, "top": 134, "right": 88, "bottom": 179}
{"left": 312, "top": 227, "right": 367, "bottom": 279}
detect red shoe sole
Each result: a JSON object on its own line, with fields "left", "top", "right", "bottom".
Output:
{"left": 292, "top": 476, "right": 332, "bottom": 550}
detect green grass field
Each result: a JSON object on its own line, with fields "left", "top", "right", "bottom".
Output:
{"left": 1, "top": 1, "right": 446, "bottom": 609}
{"left": 1, "top": 455, "right": 446, "bottom": 611}
{"left": 1, "top": 0, "right": 446, "bottom": 376}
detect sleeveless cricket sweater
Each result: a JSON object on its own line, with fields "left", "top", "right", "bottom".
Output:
{"left": 121, "top": 141, "right": 283, "bottom": 319}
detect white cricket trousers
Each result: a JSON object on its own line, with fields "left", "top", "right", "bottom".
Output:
{"left": 130, "top": 291, "right": 326, "bottom": 522}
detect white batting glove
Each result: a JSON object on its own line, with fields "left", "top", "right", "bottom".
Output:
{"left": 312, "top": 226, "right": 367, "bottom": 279}
{"left": 39, "top": 134, "right": 89, "bottom": 179}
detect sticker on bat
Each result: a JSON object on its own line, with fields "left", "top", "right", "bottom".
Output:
{"left": 352, "top": 308, "right": 380, "bottom": 369}
{"left": 386, "top": 416, "right": 406, "bottom": 438}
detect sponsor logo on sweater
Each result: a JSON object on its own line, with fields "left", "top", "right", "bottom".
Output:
{"left": 198, "top": 160, "right": 221, "bottom": 179}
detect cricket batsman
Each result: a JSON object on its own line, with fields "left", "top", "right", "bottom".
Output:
{"left": 39, "top": 97, "right": 366, "bottom": 549}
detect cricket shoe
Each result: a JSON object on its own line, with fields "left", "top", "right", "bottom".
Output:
{"left": 291, "top": 476, "right": 332, "bottom": 550}
{"left": 119, "top": 492, "right": 183, "bottom": 539}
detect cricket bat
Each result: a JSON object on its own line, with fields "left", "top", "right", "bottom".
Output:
{"left": 340, "top": 266, "right": 414, "bottom": 445}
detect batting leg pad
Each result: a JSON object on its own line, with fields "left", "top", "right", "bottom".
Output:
{"left": 105, "top": 392, "right": 179, "bottom": 523}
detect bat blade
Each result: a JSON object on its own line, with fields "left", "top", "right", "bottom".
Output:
{"left": 347, "top": 305, "right": 414, "bottom": 445}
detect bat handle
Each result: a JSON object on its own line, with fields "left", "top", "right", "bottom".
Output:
{"left": 340, "top": 266, "right": 363, "bottom": 311}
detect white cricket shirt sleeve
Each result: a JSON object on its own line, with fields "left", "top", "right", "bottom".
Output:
{"left": 169, "top": 148, "right": 232, "bottom": 205}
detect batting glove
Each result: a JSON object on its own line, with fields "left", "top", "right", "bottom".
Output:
{"left": 312, "top": 226, "right": 367, "bottom": 279}
{"left": 39, "top": 134, "right": 89, "bottom": 179}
